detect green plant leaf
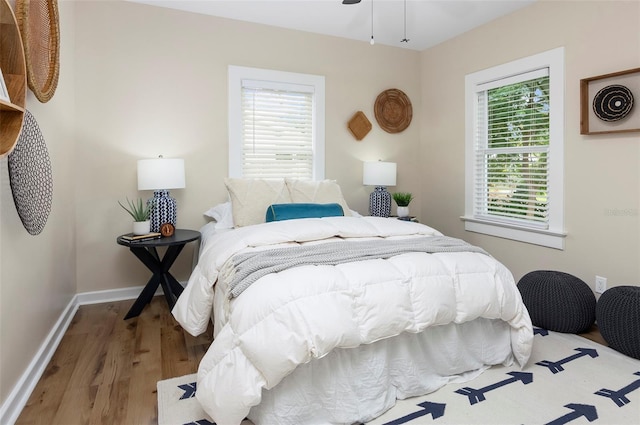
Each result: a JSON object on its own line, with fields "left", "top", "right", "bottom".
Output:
{"left": 118, "top": 196, "right": 150, "bottom": 221}
{"left": 392, "top": 192, "right": 413, "bottom": 207}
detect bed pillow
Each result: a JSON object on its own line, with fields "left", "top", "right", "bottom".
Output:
{"left": 203, "top": 202, "right": 235, "bottom": 229}
{"left": 285, "top": 179, "right": 351, "bottom": 217}
{"left": 265, "top": 203, "right": 344, "bottom": 222}
{"left": 224, "top": 178, "right": 292, "bottom": 227}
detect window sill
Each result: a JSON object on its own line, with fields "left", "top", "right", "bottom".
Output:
{"left": 460, "top": 216, "right": 566, "bottom": 250}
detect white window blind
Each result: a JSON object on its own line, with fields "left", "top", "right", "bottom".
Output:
{"left": 228, "top": 66, "right": 325, "bottom": 180}
{"left": 473, "top": 69, "right": 550, "bottom": 228}
{"left": 241, "top": 81, "right": 314, "bottom": 179}
{"left": 463, "top": 47, "right": 565, "bottom": 249}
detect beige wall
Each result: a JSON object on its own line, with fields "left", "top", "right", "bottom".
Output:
{"left": 0, "top": 1, "right": 76, "bottom": 404}
{"left": 73, "top": 1, "right": 422, "bottom": 293}
{"left": 419, "top": 0, "right": 640, "bottom": 287}
{"left": 1, "top": 0, "right": 639, "bottom": 414}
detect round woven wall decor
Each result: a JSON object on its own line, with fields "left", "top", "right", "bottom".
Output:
{"left": 8, "top": 110, "right": 53, "bottom": 235}
{"left": 592, "top": 84, "right": 634, "bottom": 122}
{"left": 374, "top": 88, "right": 412, "bottom": 133}
{"left": 15, "top": 0, "right": 60, "bottom": 103}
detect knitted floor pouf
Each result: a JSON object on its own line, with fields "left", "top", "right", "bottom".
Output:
{"left": 596, "top": 286, "right": 640, "bottom": 359}
{"left": 517, "top": 270, "right": 596, "bottom": 333}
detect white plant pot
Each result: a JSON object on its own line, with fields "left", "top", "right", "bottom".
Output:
{"left": 397, "top": 206, "right": 410, "bottom": 218}
{"left": 133, "top": 220, "right": 151, "bottom": 235}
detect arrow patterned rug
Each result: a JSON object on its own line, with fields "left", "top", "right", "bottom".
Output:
{"left": 157, "top": 330, "right": 640, "bottom": 425}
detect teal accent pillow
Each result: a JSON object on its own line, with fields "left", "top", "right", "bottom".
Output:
{"left": 265, "top": 203, "right": 344, "bottom": 222}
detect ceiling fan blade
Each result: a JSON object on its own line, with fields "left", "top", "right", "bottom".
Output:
{"left": 342, "top": 0, "right": 361, "bottom": 4}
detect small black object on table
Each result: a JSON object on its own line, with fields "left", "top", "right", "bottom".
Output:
{"left": 117, "top": 229, "right": 200, "bottom": 319}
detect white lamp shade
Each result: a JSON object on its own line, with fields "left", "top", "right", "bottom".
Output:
{"left": 137, "top": 158, "right": 186, "bottom": 190}
{"left": 363, "top": 161, "right": 397, "bottom": 187}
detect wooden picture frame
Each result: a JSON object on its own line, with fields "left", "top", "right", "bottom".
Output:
{"left": 0, "top": 67, "right": 10, "bottom": 102}
{"left": 580, "top": 67, "right": 640, "bottom": 135}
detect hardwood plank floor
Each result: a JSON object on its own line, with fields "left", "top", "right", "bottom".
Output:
{"left": 581, "top": 324, "right": 608, "bottom": 346}
{"left": 15, "top": 297, "right": 212, "bottom": 425}
{"left": 15, "top": 296, "right": 607, "bottom": 425}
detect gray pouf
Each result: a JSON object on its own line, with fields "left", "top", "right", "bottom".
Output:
{"left": 517, "top": 270, "right": 596, "bottom": 333}
{"left": 596, "top": 286, "right": 640, "bottom": 359}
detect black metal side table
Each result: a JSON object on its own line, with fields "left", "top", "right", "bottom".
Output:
{"left": 117, "top": 229, "right": 201, "bottom": 319}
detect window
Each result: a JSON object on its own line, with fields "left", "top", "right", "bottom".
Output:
{"left": 463, "top": 47, "right": 565, "bottom": 249}
{"left": 228, "top": 66, "right": 325, "bottom": 180}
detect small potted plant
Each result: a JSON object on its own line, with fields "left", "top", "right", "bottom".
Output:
{"left": 392, "top": 192, "right": 413, "bottom": 218}
{"left": 119, "top": 197, "right": 151, "bottom": 235}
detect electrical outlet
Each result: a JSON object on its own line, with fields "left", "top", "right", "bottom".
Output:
{"left": 595, "top": 276, "right": 607, "bottom": 294}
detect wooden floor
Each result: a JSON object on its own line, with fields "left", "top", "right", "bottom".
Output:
{"left": 15, "top": 297, "right": 607, "bottom": 425}
{"left": 15, "top": 296, "right": 212, "bottom": 425}
{"left": 581, "top": 324, "right": 608, "bottom": 346}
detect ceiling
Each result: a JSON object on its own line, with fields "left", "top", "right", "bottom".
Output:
{"left": 127, "top": 0, "right": 537, "bottom": 51}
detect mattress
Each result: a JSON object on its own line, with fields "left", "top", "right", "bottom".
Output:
{"left": 174, "top": 216, "right": 533, "bottom": 424}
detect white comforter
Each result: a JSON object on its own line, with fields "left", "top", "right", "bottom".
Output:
{"left": 173, "top": 216, "right": 533, "bottom": 425}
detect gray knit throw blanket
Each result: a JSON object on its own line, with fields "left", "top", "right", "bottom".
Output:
{"left": 225, "top": 236, "right": 489, "bottom": 299}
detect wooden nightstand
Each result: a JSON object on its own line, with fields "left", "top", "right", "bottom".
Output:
{"left": 117, "top": 229, "right": 200, "bottom": 319}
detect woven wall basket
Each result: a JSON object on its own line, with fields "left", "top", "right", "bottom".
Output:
{"left": 374, "top": 88, "right": 412, "bottom": 133}
{"left": 15, "top": 0, "right": 60, "bottom": 103}
{"left": 8, "top": 110, "right": 53, "bottom": 235}
{"left": 347, "top": 111, "right": 372, "bottom": 141}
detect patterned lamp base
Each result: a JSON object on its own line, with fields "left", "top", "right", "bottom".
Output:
{"left": 148, "top": 190, "right": 177, "bottom": 233}
{"left": 369, "top": 186, "right": 391, "bottom": 217}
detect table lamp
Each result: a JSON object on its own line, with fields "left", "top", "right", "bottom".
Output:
{"left": 137, "top": 156, "right": 185, "bottom": 232}
{"left": 363, "top": 161, "right": 397, "bottom": 217}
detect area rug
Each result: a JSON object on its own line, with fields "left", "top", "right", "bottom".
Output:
{"left": 157, "top": 329, "right": 640, "bottom": 424}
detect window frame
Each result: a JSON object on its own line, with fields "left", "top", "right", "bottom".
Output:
{"left": 462, "top": 47, "right": 566, "bottom": 249}
{"left": 228, "top": 65, "right": 325, "bottom": 180}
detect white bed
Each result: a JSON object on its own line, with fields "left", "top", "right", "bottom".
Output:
{"left": 174, "top": 209, "right": 533, "bottom": 425}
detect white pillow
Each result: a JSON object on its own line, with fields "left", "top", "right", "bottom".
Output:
{"left": 203, "top": 202, "right": 235, "bottom": 229}
{"left": 285, "top": 179, "right": 351, "bottom": 217}
{"left": 224, "top": 178, "right": 292, "bottom": 227}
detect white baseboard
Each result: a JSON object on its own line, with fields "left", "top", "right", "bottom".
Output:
{"left": 75, "top": 285, "right": 164, "bottom": 305}
{"left": 0, "top": 284, "right": 173, "bottom": 425}
{"left": 0, "top": 296, "right": 79, "bottom": 425}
